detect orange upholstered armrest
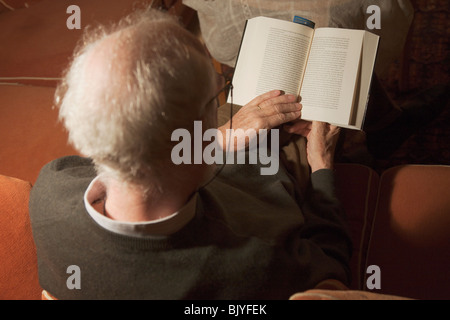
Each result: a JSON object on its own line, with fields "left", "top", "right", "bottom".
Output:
{"left": 0, "top": 175, "right": 42, "bottom": 300}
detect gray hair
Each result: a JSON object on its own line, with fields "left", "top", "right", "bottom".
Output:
{"left": 56, "top": 8, "right": 216, "bottom": 189}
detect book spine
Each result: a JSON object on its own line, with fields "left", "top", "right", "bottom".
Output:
{"left": 227, "top": 20, "right": 249, "bottom": 103}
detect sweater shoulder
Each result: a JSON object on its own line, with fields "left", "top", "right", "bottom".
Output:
{"left": 40, "top": 155, "right": 96, "bottom": 177}
{"left": 34, "top": 156, "right": 96, "bottom": 187}
{"left": 30, "top": 156, "right": 96, "bottom": 221}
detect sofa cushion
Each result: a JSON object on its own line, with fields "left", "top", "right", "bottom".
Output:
{"left": 334, "top": 163, "right": 379, "bottom": 290}
{"left": 366, "top": 165, "right": 450, "bottom": 300}
{"left": 0, "top": 174, "right": 41, "bottom": 300}
{"left": 0, "top": 85, "right": 79, "bottom": 183}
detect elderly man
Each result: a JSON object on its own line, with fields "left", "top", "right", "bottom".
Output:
{"left": 29, "top": 8, "right": 351, "bottom": 300}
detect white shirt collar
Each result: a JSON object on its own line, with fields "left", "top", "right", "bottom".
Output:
{"left": 84, "top": 175, "right": 197, "bottom": 238}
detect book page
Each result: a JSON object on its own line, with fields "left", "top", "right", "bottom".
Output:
{"left": 351, "top": 31, "right": 380, "bottom": 129}
{"left": 229, "top": 16, "right": 314, "bottom": 106}
{"left": 300, "top": 28, "right": 364, "bottom": 126}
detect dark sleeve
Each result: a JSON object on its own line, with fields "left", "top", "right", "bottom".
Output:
{"left": 299, "top": 169, "right": 353, "bottom": 285}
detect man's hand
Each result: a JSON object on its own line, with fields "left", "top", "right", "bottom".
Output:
{"left": 285, "top": 120, "right": 340, "bottom": 173}
{"left": 218, "top": 90, "right": 302, "bottom": 149}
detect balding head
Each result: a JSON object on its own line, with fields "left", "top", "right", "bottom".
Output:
{"left": 56, "top": 9, "right": 217, "bottom": 191}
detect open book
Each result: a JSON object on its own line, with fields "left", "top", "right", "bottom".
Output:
{"left": 228, "top": 16, "right": 380, "bottom": 130}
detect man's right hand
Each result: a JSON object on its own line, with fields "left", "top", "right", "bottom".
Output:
{"left": 218, "top": 90, "right": 302, "bottom": 149}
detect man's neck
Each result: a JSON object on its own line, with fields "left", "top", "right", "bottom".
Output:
{"left": 103, "top": 179, "right": 193, "bottom": 223}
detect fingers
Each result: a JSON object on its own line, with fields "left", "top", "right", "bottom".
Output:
{"left": 285, "top": 119, "right": 312, "bottom": 131}
{"left": 284, "top": 119, "right": 312, "bottom": 136}
{"left": 310, "top": 121, "right": 340, "bottom": 137}
{"left": 283, "top": 120, "right": 339, "bottom": 140}
{"left": 257, "top": 94, "right": 303, "bottom": 127}
{"left": 247, "top": 90, "right": 285, "bottom": 106}
{"left": 305, "top": 121, "right": 341, "bottom": 172}
{"left": 237, "top": 91, "right": 303, "bottom": 131}
{"left": 248, "top": 90, "right": 301, "bottom": 113}
{"left": 329, "top": 124, "right": 340, "bottom": 135}
{"left": 258, "top": 94, "right": 300, "bottom": 113}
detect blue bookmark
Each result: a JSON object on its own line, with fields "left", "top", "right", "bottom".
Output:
{"left": 293, "top": 16, "right": 315, "bottom": 29}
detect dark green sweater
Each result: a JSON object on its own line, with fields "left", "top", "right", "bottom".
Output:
{"left": 29, "top": 156, "right": 351, "bottom": 300}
